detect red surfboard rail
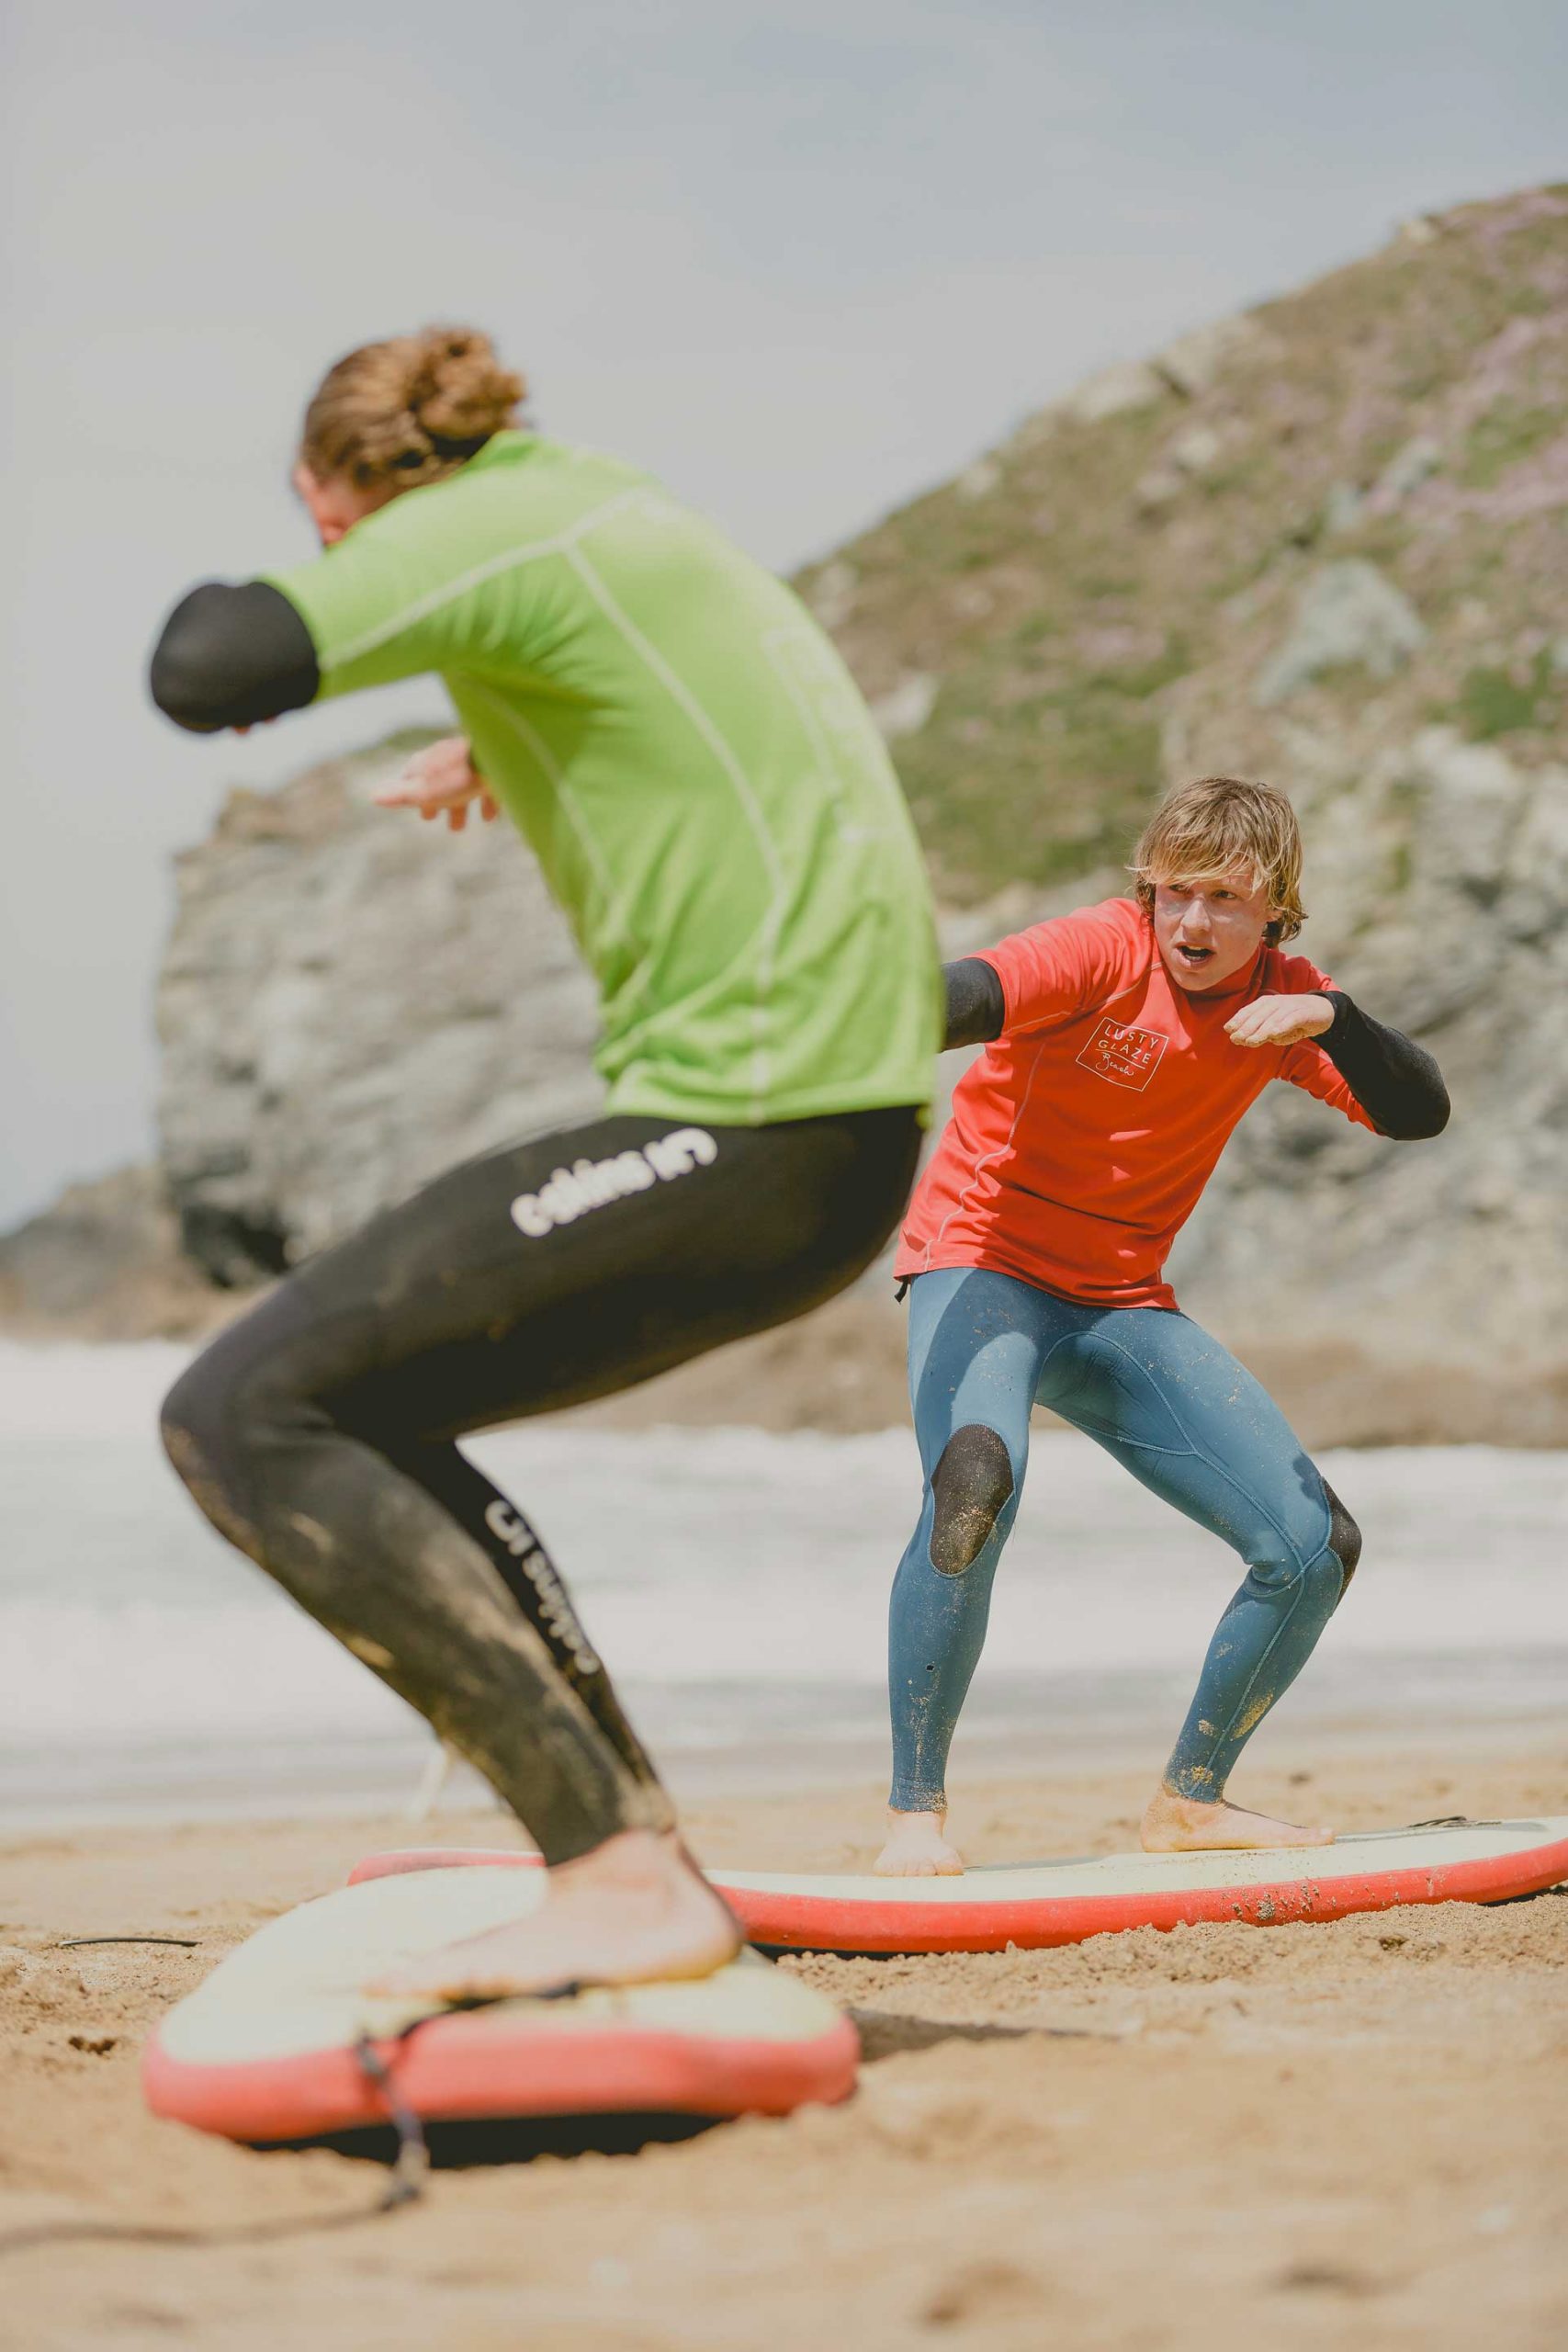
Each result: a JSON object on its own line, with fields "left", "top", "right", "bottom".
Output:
{"left": 143, "top": 2005, "right": 859, "bottom": 2143}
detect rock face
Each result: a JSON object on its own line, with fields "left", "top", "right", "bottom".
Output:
{"left": 48, "top": 184, "right": 1568, "bottom": 1432}
{"left": 791, "top": 184, "right": 1568, "bottom": 1402}
{"left": 1251, "top": 560, "right": 1427, "bottom": 705}
{"left": 157, "top": 736, "right": 602, "bottom": 1283}
{"left": 0, "top": 1165, "right": 222, "bottom": 1339}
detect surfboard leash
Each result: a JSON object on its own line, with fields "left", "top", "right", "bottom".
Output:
{"left": 55, "top": 1935, "right": 201, "bottom": 1951}
{"left": 352, "top": 2030, "right": 433, "bottom": 2211}
{"left": 0, "top": 1983, "right": 617, "bottom": 2256}
{"left": 350, "top": 1988, "right": 556, "bottom": 2211}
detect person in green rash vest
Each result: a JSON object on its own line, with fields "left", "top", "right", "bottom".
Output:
{"left": 152, "top": 324, "right": 940, "bottom": 2001}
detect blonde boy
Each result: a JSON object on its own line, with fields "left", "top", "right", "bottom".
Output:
{"left": 878, "top": 777, "right": 1449, "bottom": 1875}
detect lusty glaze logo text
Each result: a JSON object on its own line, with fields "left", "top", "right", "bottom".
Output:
{"left": 509, "top": 1127, "right": 718, "bottom": 1238}
{"left": 1075, "top": 1018, "right": 1168, "bottom": 1091}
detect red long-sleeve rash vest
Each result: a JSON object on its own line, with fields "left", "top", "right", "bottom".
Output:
{"left": 896, "top": 898, "right": 1375, "bottom": 1313}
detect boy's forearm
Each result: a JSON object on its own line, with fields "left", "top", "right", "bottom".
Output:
{"left": 1320, "top": 993, "right": 1450, "bottom": 1139}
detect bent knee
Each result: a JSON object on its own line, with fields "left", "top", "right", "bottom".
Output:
{"left": 1323, "top": 1480, "right": 1362, "bottom": 1592}
{"left": 1242, "top": 1481, "right": 1361, "bottom": 1602}
{"left": 928, "top": 1423, "right": 1016, "bottom": 1577}
{"left": 159, "top": 1300, "right": 310, "bottom": 1463}
{"left": 158, "top": 1350, "right": 244, "bottom": 1500}
{"left": 159, "top": 1339, "right": 270, "bottom": 1510}
{"left": 159, "top": 1360, "right": 213, "bottom": 1470}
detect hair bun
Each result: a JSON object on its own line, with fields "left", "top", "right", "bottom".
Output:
{"left": 300, "top": 324, "right": 526, "bottom": 492}
{"left": 410, "top": 324, "right": 526, "bottom": 448}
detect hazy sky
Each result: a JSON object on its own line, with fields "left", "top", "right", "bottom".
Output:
{"left": 4, "top": 0, "right": 1564, "bottom": 1226}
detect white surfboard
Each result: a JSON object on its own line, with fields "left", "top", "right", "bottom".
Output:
{"left": 143, "top": 1863, "right": 857, "bottom": 2143}
{"left": 350, "top": 1815, "right": 1568, "bottom": 1957}
{"left": 709, "top": 1815, "right": 1568, "bottom": 1951}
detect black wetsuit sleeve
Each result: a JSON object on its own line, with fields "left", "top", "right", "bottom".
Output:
{"left": 149, "top": 581, "right": 321, "bottom": 734}
{"left": 1319, "top": 991, "right": 1450, "bottom": 1140}
{"left": 943, "top": 956, "right": 1006, "bottom": 1049}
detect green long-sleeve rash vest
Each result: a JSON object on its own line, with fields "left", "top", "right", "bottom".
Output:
{"left": 265, "top": 431, "right": 942, "bottom": 1126}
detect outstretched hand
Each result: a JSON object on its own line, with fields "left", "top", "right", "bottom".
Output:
{"left": 373, "top": 735, "right": 499, "bottom": 832}
{"left": 1224, "top": 991, "right": 1335, "bottom": 1049}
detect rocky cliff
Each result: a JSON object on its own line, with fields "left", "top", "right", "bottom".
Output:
{"left": 9, "top": 187, "right": 1568, "bottom": 1440}
{"left": 815, "top": 183, "right": 1568, "bottom": 1403}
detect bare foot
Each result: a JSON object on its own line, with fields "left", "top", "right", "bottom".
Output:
{"left": 1140, "top": 1787, "right": 1335, "bottom": 1854}
{"left": 366, "top": 1828, "right": 742, "bottom": 2001}
{"left": 873, "top": 1808, "right": 965, "bottom": 1877}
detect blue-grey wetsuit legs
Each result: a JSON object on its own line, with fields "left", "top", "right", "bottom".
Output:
{"left": 887, "top": 1267, "right": 1356, "bottom": 1812}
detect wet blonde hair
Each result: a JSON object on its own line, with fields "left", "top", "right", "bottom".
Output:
{"left": 1131, "top": 775, "right": 1305, "bottom": 944}
{"left": 299, "top": 325, "right": 525, "bottom": 493}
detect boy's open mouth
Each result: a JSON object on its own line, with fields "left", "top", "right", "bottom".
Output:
{"left": 1174, "top": 943, "right": 1214, "bottom": 967}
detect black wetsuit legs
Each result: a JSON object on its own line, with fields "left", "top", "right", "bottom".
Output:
{"left": 160, "top": 1107, "right": 920, "bottom": 1863}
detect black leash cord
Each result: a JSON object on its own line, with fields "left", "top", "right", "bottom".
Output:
{"left": 56, "top": 1936, "right": 200, "bottom": 1951}
{"left": 0, "top": 2201, "right": 402, "bottom": 2258}
{"left": 353, "top": 2032, "right": 431, "bottom": 2211}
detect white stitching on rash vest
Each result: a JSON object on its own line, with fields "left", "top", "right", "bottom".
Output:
{"left": 318, "top": 487, "right": 649, "bottom": 672}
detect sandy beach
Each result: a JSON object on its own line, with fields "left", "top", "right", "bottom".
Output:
{"left": 4, "top": 1732, "right": 1564, "bottom": 2352}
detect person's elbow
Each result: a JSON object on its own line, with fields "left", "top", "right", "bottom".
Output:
{"left": 942, "top": 957, "right": 1006, "bottom": 1051}
{"left": 148, "top": 579, "right": 320, "bottom": 734}
{"left": 149, "top": 585, "right": 238, "bottom": 732}
{"left": 1377, "top": 1083, "right": 1450, "bottom": 1142}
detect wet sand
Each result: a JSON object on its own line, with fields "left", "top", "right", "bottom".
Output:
{"left": 3, "top": 1736, "right": 1565, "bottom": 2351}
